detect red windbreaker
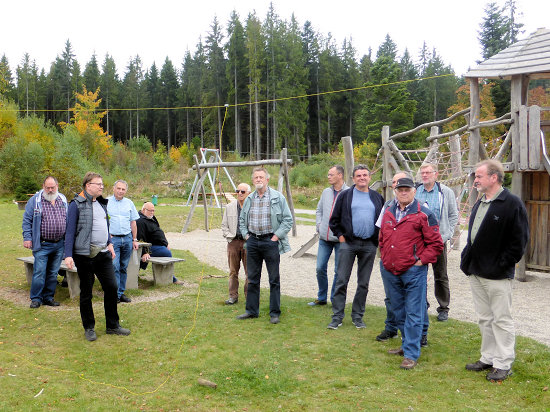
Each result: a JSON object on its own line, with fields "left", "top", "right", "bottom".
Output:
{"left": 379, "top": 199, "right": 444, "bottom": 275}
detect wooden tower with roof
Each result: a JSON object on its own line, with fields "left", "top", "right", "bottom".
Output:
{"left": 465, "top": 27, "right": 550, "bottom": 279}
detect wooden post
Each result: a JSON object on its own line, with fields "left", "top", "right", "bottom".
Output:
{"left": 468, "top": 77, "right": 481, "bottom": 210}
{"left": 280, "top": 148, "right": 297, "bottom": 237}
{"left": 182, "top": 155, "right": 211, "bottom": 234}
{"left": 449, "top": 133, "right": 462, "bottom": 250}
{"left": 341, "top": 136, "right": 354, "bottom": 186}
{"left": 381, "top": 126, "right": 392, "bottom": 200}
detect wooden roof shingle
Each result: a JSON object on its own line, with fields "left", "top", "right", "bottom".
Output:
{"left": 465, "top": 28, "right": 550, "bottom": 79}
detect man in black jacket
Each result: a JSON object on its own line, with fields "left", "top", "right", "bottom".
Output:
{"left": 461, "top": 160, "right": 528, "bottom": 382}
{"left": 327, "top": 165, "right": 384, "bottom": 330}
{"left": 136, "top": 202, "right": 184, "bottom": 284}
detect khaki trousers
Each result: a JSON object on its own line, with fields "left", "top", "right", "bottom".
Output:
{"left": 227, "top": 238, "right": 248, "bottom": 299}
{"left": 469, "top": 275, "right": 515, "bottom": 370}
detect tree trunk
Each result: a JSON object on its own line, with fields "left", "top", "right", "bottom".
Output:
{"left": 255, "top": 86, "right": 260, "bottom": 160}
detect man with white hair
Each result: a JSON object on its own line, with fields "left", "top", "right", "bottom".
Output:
{"left": 107, "top": 180, "right": 139, "bottom": 303}
{"left": 22, "top": 176, "right": 68, "bottom": 308}
{"left": 221, "top": 183, "right": 251, "bottom": 304}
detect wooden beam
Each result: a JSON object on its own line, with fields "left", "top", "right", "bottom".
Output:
{"left": 468, "top": 77, "right": 481, "bottom": 210}
{"left": 341, "top": 136, "right": 354, "bottom": 186}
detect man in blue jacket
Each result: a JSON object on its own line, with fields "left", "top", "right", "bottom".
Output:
{"left": 22, "top": 176, "right": 67, "bottom": 308}
{"left": 236, "top": 167, "right": 293, "bottom": 324}
{"left": 64, "top": 172, "right": 130, "bottom": 342}
{"left": 461, "top": 160, "right": 528, "bottom": 382}
{"left": 327, "top": 165, "right": 384, "bottom": 330}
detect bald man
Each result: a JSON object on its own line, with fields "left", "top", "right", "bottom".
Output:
{"left": 136, "top": 202, "right": 184, "bottom": 284}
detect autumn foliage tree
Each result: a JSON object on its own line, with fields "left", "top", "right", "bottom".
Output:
{"left": 61, "top": 86, "right": 112, "bottom": 163}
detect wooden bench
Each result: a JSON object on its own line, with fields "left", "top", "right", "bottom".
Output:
{"left": 17, "top": 256, "right": 81, "bottom": 299}
{"left": 147, "top": 257, "right": 185, "bottom": 285}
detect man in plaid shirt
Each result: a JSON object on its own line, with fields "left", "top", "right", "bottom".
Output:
{"left": 22, "top": 176, "right": 68, "bottom": 308}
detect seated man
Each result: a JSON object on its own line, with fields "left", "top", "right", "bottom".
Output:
{"left": 136, "top": 202, "right": 184, "bottom": 284}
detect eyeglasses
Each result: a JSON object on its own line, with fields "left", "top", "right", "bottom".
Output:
{"left": 144, "top": 208, "right": 155, "bottom": 212}
{"left": 420, "top": 171, "right": 435, "bottom": 175}
{"left": 236, "top": 190, "right": 247, "bottom": 194}
{"left": 88, "top": 182, "right": 104, "bottom": 187}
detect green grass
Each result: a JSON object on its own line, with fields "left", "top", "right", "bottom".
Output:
{"left": 1, "top": 203, "right": 549, "bottom": 411}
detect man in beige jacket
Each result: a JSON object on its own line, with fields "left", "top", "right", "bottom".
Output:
{"left": 221, "top": 183, "right": 251, "bottom": 304}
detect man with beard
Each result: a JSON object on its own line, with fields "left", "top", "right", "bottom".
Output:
{"left": 22, "top": 176, "right": 68, "bottom": 308}
{"left": 236, "top": 167, "right": 293, "bottom": 324}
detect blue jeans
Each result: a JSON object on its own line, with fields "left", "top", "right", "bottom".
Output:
{"left": 331, "top": 238, "right": 377, "bottom": 322}
{"left": 315, "top": 239, "right": 340, "bottom": 302}
{"left": 382, "top": 263, "right": 428, "bottom": 361}
{"left": 245, "top": 236, "right": 281, "bottom": 317}
{"left": 30, "top": 240, "right": 64, "bottom": 302}
{"left": 111, "top": 234, "right": 132, "bottom": 298}
{"left": 149, "top": 245, "right": 179, "bottom": 283}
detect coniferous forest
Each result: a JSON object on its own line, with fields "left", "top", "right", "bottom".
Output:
{"left": 0, "top": 2, "right": 544, "bottom": 196}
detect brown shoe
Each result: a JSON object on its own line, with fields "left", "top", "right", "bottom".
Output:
{"left": 388, "top": 347, "right": 404, "bottom": 356}
{"left": 400, "top": 358, "right": 417, "bottom": 370}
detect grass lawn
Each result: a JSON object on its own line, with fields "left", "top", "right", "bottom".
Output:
{"left": 1, "top": 201, "right": 549, "bottom": 411}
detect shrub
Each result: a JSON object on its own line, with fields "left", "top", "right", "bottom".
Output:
{"left": 14, "top": 173, "right": 40, "bottom": 201}
{"left": 127, "top": 135, "right": 152, "bottom": 153}
{"left": 0, "top": 135, "right": 45, "bottom": 194}
{"left": 0, "top": 99, "right": 18, "bottom": 149}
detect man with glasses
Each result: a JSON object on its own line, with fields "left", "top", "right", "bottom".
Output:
{"left": 136, "top": 202, "right": 184, "bottom": 284}
{"left": 22, "top": 176, "right": 68, "bottom": 308}
{"left": 221, "top": 183, "right": 251, "bottom": 304}
{"left": 308, "top": 165, "right": 348, "bottom": 306}
{"left": 327, "top": 165, "right": 384, "bottom": 330}
{"left": 107, "top": 180, "right": 139, "bottom": 304}
{"left": 415, "top": 163, "right": 458, "bottom": 322}
{"left": 64, "top": 172, "right": 131, "bottom": 341}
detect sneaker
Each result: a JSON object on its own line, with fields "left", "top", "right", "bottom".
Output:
{"left": 270, "top": 316, "right": 280, "bottom": 324}
{"left": 85, "top": 328, "right": 97, "bottom": 342}
{"left": 327, "top": 320, "right": 343, "bottom": 330}
{"left": 352, "top": 319, "right": 366, "bottom": 329}
{"left": 486, "top": 368, "right": 512, "bottom": 382}
{"left": 225, "top": 297, "right": 238, "bottom": 305}
{"left": 376, "top": 329, "right": 398, "bottom": 341}
{"left": 421, "top": 335, "right": 428, "bottom": 347}
{"left": 388, "top": 347, "right": 404, "bottom": 356}
{"left": 43, "top": 299, "right": 60, "bottom": 307}
{"left": 465, "top": 360, "right": 493, "bottom": 372}
{"left": 30, "top": 301, "right": 41, "bottom": 309}
{"left": 106, "top": 326, "right": 131, "bottom": 336}
{"left": 437, "top": 311, "right": 448, "bottom": 322}
{"left": 400, "top": 358, "right": 417, "bottom": 370}
{"left": 308, "top": 300, "right": 327, "bottom": 306}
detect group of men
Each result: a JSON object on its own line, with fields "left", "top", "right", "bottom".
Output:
{"left": 22, "top": 159, "right": 529, "bottom": 381}
{"left": 22, "top": 173, "right": 182, "bottom": 342}
{"left": 222, "top": 161, "right": 528, "bottom": 381}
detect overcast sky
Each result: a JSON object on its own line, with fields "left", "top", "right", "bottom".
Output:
{"left": 2, "top": 0, "right": 549, "bottom": 79}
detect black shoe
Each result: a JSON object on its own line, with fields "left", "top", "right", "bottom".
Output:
{"left": 465, "top": 360, "right": 493, "bottom": 372}
{"left": 327, "top": 320, "right": 342, "bottom": 330}
{"left": 270, "top": 316, "right": 280, "bottom": 324}
{"left": 43, "top": 299, "right": 60, "bottom": 307}
{"left": 352, "top": 319, "right": 366, "bottom": 329}
{"left": 85, "top": 328, "right": 97, "bottom": 341}
{"left": 30, "top": 301, "right": 41, "bottom": 309}
{"left": 225, "top": 297, "right": 238, "bottom": 305}
{"left": 118, "top": 294, "right": 132, "bottom": 303}
{"left": 437, "top": 311, "right": 449, "bottom": 322}
{"left": 236, "top": 312, "right": 258, "bottom": 320}
{"left": 376, "top": 329, "right": 398, "bottom": 341}
{"left": 486, "top": 368, "right": 512, "bottom": 381}
{"left": 307, "top": 300, "right": 327, "bottom": 306}
{"left": 106, "top": 326, "right": 131, "bottom": 336}
{"left": 421, "top": 335, "right": 428, "bottom": 347}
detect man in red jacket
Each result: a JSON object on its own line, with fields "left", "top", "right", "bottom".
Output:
{"left": 379, "top": 177, "right": 443, "bottom": 369}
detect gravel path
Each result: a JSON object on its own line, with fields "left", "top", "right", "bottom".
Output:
{"left": 167, "top": 225, "right": 550, "bottom": 347}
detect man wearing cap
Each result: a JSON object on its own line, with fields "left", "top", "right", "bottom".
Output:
{"left": 107, "top": 180, "right": 139, "bottom": 303}
{"left": 415, "top": 163, "right": 458, "bottom": 322}
{"left": 327, "top": 164, "right": 384, "bottom": 330}
{"left": 379, "top": 177, "right": 443, "bottom": 369}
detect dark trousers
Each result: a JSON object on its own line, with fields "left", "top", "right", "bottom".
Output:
{"left": 74, "top": 252, "right": 120, "bottom": 330}
{"left": 432, "top": 243, "right": 450, "bottom": 313}
{"left": 331, "top": 238, "right": 377, "bottom": 322}
{"left": 245, "top": 236, "right": 280, "bottom": 317}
